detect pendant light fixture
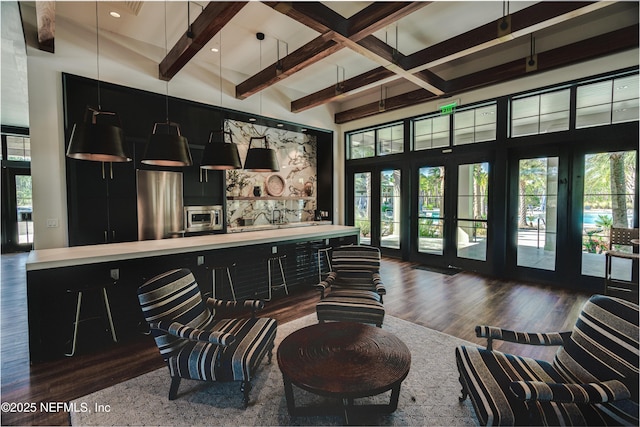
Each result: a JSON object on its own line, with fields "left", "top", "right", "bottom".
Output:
{"left": 201, "top": 130, "right": 242, "bottom": 170}
{"left": 243, "top": 32, "right": 279, "bottom": 172}
{"left": 66, "top": 1, "right": 131, "bottom": 163}
{"left": 142, "top": 1, "right": 192, "bottom": 167}
{"left": 200, "top": 31, "right": 241, "bottom": 170}
{"left": 244, "top": 135, "right": 279, "bottom": 172}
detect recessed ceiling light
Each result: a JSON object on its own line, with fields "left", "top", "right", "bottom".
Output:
{"left": 210, "top": 47, "right": 219, "bottom": 53}
{"left": 109, "top": 11, "right": 121, "bottom": 18}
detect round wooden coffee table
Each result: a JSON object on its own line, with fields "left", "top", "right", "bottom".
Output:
{"left": 277, "top": 322, "right": 411, "bottom": 423}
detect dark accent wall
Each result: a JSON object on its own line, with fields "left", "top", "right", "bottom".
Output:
{"left": 62, "top": 73, "right": 334, "bottom": 245}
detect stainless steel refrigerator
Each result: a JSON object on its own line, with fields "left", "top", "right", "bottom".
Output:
{"left": 136, "top": 169, "right": 184, "bottom": 240}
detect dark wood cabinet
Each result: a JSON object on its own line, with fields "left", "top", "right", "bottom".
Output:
{"left": 67, "top": 158, "right": 137, "bottom": 246}
{"left": 182, "top": 146, "right": 225, "bottom": 207}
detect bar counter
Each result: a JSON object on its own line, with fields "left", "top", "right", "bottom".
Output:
{"left": 26, "top": 225, "right": 359, "bottom": 362}
{"left": 26, "top": 224, "right": 358, "bottom": 271}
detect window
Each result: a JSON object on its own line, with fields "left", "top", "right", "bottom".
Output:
{"left": 381, "top": 170, "right": 401, "bottom": 249}
{"left": 454, "top": 103, "right": 497, "bottom": 145}
{"left": 347, "top": 124, "right": 403, "bottom": 159}
{"left": 6, "top": 135, "right": 31, "bottom": 161}
{"left": 354, "top": 172, "right": 372, "bottom": 244}
{"left": 576, "top": 74, "right": 639, "bottom": 128}
{"left": 413, "top": 115, "right": 449, "bottom": 150}
{"left": 348, "top": 130, "right": 375, "bottom": 159}
{"left": 378, "top": 124, "right": 403, "bottom": 156}
{"left": 511, "top": 89, "right": 570, "bottom": 137}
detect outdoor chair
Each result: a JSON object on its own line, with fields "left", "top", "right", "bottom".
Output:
{"left": 137, "top": 268, "right": 277, "bottom": 407}
{"left": 455, "top": 294, "right": 639, "bottom": 425}
{"left": 315, "top": 245, "right": 386, "bottom": 327}
{"left": 604, "top": 227, "right": 639, "bottom": 297}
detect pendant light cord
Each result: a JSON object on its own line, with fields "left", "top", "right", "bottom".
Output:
{"left": 219, "top": 32, "right": 223, "bottom": 107}
{"left": 164, "top": 0, "right": 170, "bottom": 123}
{"left": 95, "top": 1, "right": 101, "bottom": 109}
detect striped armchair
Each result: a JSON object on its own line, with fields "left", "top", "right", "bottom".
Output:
{"left": 455, "top": 294, "right": 639, "bottom": 425}
{"left": 315, "top": 245, "right": 386, "bottom": 327}
{"left": 137, "top": 268, "right": 277, "bottom": 407}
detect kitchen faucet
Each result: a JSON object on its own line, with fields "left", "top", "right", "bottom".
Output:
{"left": 272, "top": 209, "right": 282, "bottom": 224}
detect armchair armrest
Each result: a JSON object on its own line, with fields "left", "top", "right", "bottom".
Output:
{"left": 509, "top": 380, "right": 631, "bottom": 404}
{"left": 151, "top": 320, "right": 236, "bottom": 346}
{"left": 206, "top": 298, "right": 265, "bottom": 318}
{"left": 373, "top": 272, "right": 386, "bottom": 296}
{"left": 315, "top": 272, "right": 337, "bottom": 299}
{"left": 475, "top": 325, "right": 571, "bottom": 351}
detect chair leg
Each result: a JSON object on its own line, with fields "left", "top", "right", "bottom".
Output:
{"left": 458, "top": 375, "right": 469, "bottom": 402}
{"left": 267, "top": 341, "right": 274, "bottom": 364}
{"left": 241, "top": 380, "right": 252, "bottom": 408}
{"left": 168, "top": 376, "right": 181, "bottom": 400}
{"left": 65, "top": 291, "right": 83, "bottom": 357}
{"left": 278, "top": 257, "right": 288, "bottom": 296}
{"left": 101, "top": 287, "right": 118, "bottom": 343}
{"left": 266, "top": 259, "right": 273, "bottom": 301}
{"left": 226, "top": 267, "right": 236, "bottom": 302}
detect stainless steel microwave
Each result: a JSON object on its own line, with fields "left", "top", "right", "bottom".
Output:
{"left": 184, "top": 205, "right": 223, "bottom": 232}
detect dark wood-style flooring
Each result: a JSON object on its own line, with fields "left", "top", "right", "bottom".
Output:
{"left": 1, "top": 252, "right": 592, "bottom": 426}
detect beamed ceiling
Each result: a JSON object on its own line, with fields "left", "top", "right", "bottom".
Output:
{"left": 24, "top": 1, "right": 640, "bottom": 125}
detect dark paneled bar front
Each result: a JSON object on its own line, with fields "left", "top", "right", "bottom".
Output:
{"left": 26, "top": 225, "right": 358, "bottom": 361}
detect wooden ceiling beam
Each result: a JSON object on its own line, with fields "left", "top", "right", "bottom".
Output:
{"left": 241, "top": 2, "right": 433, "bottom": 99}
{"left": 35, "top": 1, "right": 55, "bottom": 53}
{"left": 292, "top": 1, "right": 608, "bottom": 113}
{"left": 346, "top": 2, "right": 430, "bottom": 42}
{"left": 159, "top": 2, "right": 247, "bottom": 81}
{"left": 403, "top": 1, "right": 612, "bottom": 72}
{"left": 446, "top": 24, "right": 638, "bottom": 94}
{"left": 264, "top": 2, "right": 347, "bottom": 35}
{"left": 235, "top": 34, "right": 342, "bottom": 100}
{"left": 291, "top": 67, "right": 396, "bottom": 113}
{"left": 335, "top": 25, "right": 638, "bottom": 124}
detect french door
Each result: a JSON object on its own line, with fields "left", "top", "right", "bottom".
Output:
{"left": 507, "top": 147, "right": 638, "bottom": 288}
{"left": 413, "top": 153, "right": 493, "bottom": 273}
{"left": 352, "top": 165, "right": 405, "bottom": 256}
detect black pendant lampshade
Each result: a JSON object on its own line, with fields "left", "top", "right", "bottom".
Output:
{"left": 244, "top": 135, "right": 279, "bottom": 172}
{"left": 66, "top": 106, "right": 131, "bottom": 162}
{"left": 201, "top": 130, "right": 242, "bottom": 170}
{"left": 142, "top": 121, "right": 192, "bottom": 167}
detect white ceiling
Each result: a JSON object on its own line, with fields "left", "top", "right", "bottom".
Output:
{"left": 1, "top": 1, "right": 637, "bottom": 129}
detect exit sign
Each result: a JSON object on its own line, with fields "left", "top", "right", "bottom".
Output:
{"left": 439, "top": 103, "right": 457, "bottom": 115}
{"left": 438, "top": 98, "right": 460, "bottom": 115}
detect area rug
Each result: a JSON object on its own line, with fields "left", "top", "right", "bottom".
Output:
{"left": 70, "top": 315, "right": 478, "bottom": 426}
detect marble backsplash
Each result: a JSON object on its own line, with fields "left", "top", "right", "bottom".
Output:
{"left": 225, "top": 120, "right": 317, "bottom": 229}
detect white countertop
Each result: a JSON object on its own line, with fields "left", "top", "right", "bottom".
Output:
{"left": 26, "top": 225, "right": 359, "bottom": 271}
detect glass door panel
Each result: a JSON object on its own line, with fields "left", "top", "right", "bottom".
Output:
{"left": 457, "top": 162, "right": 489, "bottom": 261}
{"left": 354, "top": 172, "right": 372, "bottom": 245}
{"left": 418, "top": 166, "right": 444, "bottom": 255}
{"left": 517, "top": 157, "right": 558, "bottom": 270}
{"left": 581, "top": 151, "right": 637, "bottom": 279}
{"left": 381, "top": 170, "right": 401, "bottom": 249}
{"left": 16, "top": 174, "right": 34, "bottom": 245}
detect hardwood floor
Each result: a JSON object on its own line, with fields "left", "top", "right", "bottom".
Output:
{"left": 0, "top": 252, "right": 592, "bottom": 426}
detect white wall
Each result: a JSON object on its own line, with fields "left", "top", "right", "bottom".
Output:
{"left": 26, "top": 15, "right": 339, "bottom": 249}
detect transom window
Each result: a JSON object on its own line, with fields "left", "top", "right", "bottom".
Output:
{"left": 413, "top": 114, "right": 450, "bottom": 151}
{"left": 4, "top": 135, "right": 31, "bottom": 161}
{"left": 454, "top": 103, "right": 497, "bottom": 145}
{"left": 347, "top": 123, "right": 403, "bottom": 159}
{"left": 511, "top": 88, "right": 570, "bottom": 137}
{"left": 576, "top": 74, "right": 639, "bottom": 128}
